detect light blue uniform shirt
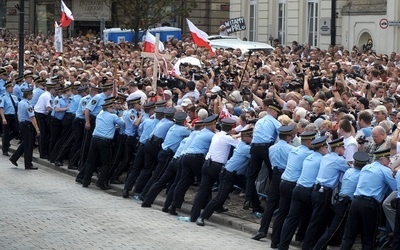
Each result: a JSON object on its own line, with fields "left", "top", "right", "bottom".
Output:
{"left": 139, "top": 118, "right": 160, "bottom": 144}
{"left": 397, "top": 171, "right": 400, "bottom": 198}
{"left": 67, "top": 94, "right": 81, "bottom": 114}
{"left": 93, "top": 110, "right": 125, "bottom": 139}
{"left": 122, "top": 109, "right": 140, "bottom": 136}
{"left": 354, "top": 161, "right": 397, "bottom": 202}
{"left": 184, "top": 128, "right": 215, "bottom": 155}
{"left": 281, "top": 145, "right": 314, "bottom": 182}
{"left": 0, "top": 92, "right": 18, "bottom": 115}
{"left": 13, "top": 84, "right": 22, "bottom": 101}
{"left": 224, "top": 141, "right": 251, "bottom": 175}
{"left": 174, "top": 138, "right": 188, "bottom": 159}
{"left": 339, "top": 167, "right": 361, "bottom": 200}
{"left": 162, "top": 124, "right": 190, "bottom": 152}
{"left": 252, "top": 114, "right": 281, "bottom": 143}
{"left": 297, "top": 151, "right": 323, "bottom": 188}
{"left": 316, "top": 152, "right": 349, "bottom": 189}
{"left": 53, "top": 95, "right": 70, "bottom": 120}
{"left": 85, "top": 92, "right": 107, "bottom": 116}
{"left": 269, "top": 140, "right": 294, "bottom": 170}
{"left": 0, "top": 79, "right": 5, "bottom": 95}
{"left": 181, "top": 130, "right": 201, "bottom": 155}
{"left": 151, "top": 118, "right": 174, "bottom": 139}
{"left": 30, "top": 87, "right": 45, "bottom": 107}
{"left": 17, "top": 98, "right": 35, "bottom": 122}
{"left": 137, "top": 112, "right": 150, "bottom": 137}
{"left": 76, "top": 95, "right": 91, "bottom": 119}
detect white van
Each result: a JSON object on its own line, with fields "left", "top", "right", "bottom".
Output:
{"left": 208, "top": 36, "right": 274, "bottom": 55}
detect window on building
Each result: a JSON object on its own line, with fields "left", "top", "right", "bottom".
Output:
{"left": 36, "top": 2, "right": 55, "bottom": 35}
{"left": 307, "top": 0, "right": 318, "bottom": 47}
{"left": 0, "top": 0, "right": 6, "bottom": 28}
{"left": 277, "top": 0, "right": 286, "bottom": 45}
{"left": 249, "top": 0, "right": 256, "bottom": 41}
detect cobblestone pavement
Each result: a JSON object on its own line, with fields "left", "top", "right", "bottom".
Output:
{"left": 0, "top": 155, "right": 301, "bottom": 250}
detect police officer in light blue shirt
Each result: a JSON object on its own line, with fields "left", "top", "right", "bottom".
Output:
{"left": 141, "top": 112, "right": 190, "bottom": 202}
{"left": 279, "top": 136, "right": 328, "bottom": 250}
{"left": 270, "top": 130, "right": 315, "bottom": 248}
{"left": 108, "top": 97, "right": 142, "bottom": 184}
{"left": 197, "top": 127, "right": 253, "bottom": 226}
{"left": 13, "top": 75, "right": 24, "bottom": 101}
{"left": 136, "top": 108, "right": 176, "bottom": 195}
{"left": 245, "top": 103, "right": 282, "bottom": 212}
{"left": 21, "top": 72, "right": 34, "bottom": 90}
{"left": 123, "top": 107, "right": 164, "bottom": 197}
{"left": 0, "top": 67, "right": 8, "bottom": 95}
{"left": 80, "top": 99, "right": 125, "bottom": 189}
{"left": 30, "top": 78, "right": 46, "bottom": 107}
{"left": 253, "top": 125, "right": 295, "bottom": 241}
{"left": 314, "top": 151, "right": 368, "bottom": 250}
{"left": 9, "top": 88, "right": 40, "bottom": 170}
{"left": 169, "top": 115, "right": 217, "bottom": 216}
{"left": 0, "top": 81, "right": 19, "bottom": 155}
{"left": 303, "top": 137, "right": 349, "bottom": 250}
{"left": 342, "top": 148, "right": 397, "bottom": 249}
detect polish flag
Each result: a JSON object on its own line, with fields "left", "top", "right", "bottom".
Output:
{"left": 186, "top": 19, "right": 215, "bottom": 55}
{"left": 59, "top": 0, "right": 74, "bottom": 27}
{"left": 143, "top": 31, "right": 164, "bottom": 53}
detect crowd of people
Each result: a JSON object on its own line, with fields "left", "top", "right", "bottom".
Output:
{"left": 1, "top": 29, "right": 400, "bottom": 249}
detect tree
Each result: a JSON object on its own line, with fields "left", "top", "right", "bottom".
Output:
{"left": 111, "top": 0, "right": 196, "bottom": 48}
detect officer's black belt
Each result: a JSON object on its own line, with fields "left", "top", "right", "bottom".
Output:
{"left": 186, "top": 153, "right": 204, "bottom": 157}
{"left": 281, "top": 179, "right": 296, "bottom": 186}
{"left": 296, "top": 183, "right": 312, "bottom": 189}
{"left": 273, "top": 168, "right": 284, "bottom": 173}
{"left": 251, "top": 142, "right": 274, "bottom": 147}
{"left": 93, "top": 135, "right": 112, "bottom": 143}
{"left": 149, "top": 135, "right": 163, "bottom": 144}
{"left": 354, "top": 195, "right": 378, "bottom": 204}
{"left": 20, "top": 121, "right": 32, "bottom": 125}
{"left": 4, "top": 114, "right": 16, "bottom": 117}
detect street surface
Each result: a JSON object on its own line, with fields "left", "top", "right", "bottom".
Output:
{"left": 0, "top": 155, "right": 295, "bottom": 250}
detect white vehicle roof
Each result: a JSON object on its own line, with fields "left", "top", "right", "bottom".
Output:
{"left": 209, "top": 36, "right": 274, "bottom": 55}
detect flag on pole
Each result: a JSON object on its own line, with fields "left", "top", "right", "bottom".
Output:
{"left": 143, "top": 31, "right": 164, "bottom": 53}
{"left": 59, "top": 0, "right": 74, "bottom": 27}
{"left": 186, "top": 19, "right": 215, "bottom": 55}
{"left": 54, "top": 22, "right": 63, "bottom": 53}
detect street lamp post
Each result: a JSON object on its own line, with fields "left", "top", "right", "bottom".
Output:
{"left": 18, "top": 0, "right": 25, "bottom": 76}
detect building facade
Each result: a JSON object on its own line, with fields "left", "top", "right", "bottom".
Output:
{"left": 2, "top": 0, "right": 230, "bottom": 38}
{"left": 229, "top": 0, "right": 400, "bottom": 54}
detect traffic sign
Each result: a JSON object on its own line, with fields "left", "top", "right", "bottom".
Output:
{"left": 379, "top": 18, "right": 389, "bottom": 29}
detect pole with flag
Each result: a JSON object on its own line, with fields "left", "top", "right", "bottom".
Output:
{"left": 186, "top": 19, "right": 215, "bottom": 55}
{"left": 59, "top": 0, "right": 74, "bottom": 27}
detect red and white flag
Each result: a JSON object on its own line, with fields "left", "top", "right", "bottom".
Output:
{"left": 143, "top": 31, "right": 164, "bottom": 53}
{"left": 219, "top": 104, "right": 232, "bottom": 119}
{"left": 59, "top": 0, "right": 74, "bottom": 27}
{"left": 186, "top": 19, "right": 215, "bottom": 55}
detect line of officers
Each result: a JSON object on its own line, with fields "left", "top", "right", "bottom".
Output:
{"left": 1, "top": 69, "right": 400, "bottom": 249}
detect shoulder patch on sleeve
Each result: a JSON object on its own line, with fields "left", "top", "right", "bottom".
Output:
{"left": 28, "top": 107, "right": 33, "bottom": 113}
{"left": 130, "top": 114, "right": 136, "bottom": 120}
{"left": 54, "top": 100, "right": 58, "bottom": 105}
{"left": 0, "top": 99, "right": 2, "bottom": 104}
{"left": 50, "top": 100, "right": 53, "bottom": 105}
{"left": 82, "top": 101, "right": 87, "bottom": 106}
{"left": 91, "top": 100, "right": 97, "bottom": 105}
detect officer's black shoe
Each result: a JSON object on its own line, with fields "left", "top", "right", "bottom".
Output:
{"left": 68, "top": 165, "right": 78, "bottom": 170}
{"left": 295, "top": 235, "right": 304, "bottom": 242}
{"left": 75, "top": 177, "right": 82, "bottom": 183}
{"left": 3, "top": 151, "right": 9, "bottom": 156}
{"left": 110, "top": 179, "right": 123, "bottom": 184}
{"left": 96, "top": 182, "right": 110, "bottom": 190}
{"left": 161, "top": 207, "right": 169, "bottom": 213}
{"left": 196, "top": 218, "right": 205, "bottom": 226}
{"left": 122, "top": 190, "right": 129, "bottom": 198}
{"left": 168, "top": 206, "right": 178, "bottom": 215}
{"left": 26, "top": 166, "right": 38, "bottom": 170}
{"left": 216, "top": 207, "right": 229, "bottom": 213}
{"left": 251, "top": 232, "right": 266, "bottom": 241}
{"left": 40, "top": 155, "right": 49, "bottom": 159}
{"left": 141, "top": 202, "right": 151, "bottom": 208}
{"left": 270, "top": 242, "right": 278, "bottom": 249}
{"left": 54, "top": 161, "right": 63, "bottom": 167}
{"left": 242, "top": 201, "right": 251, "bottom": 210}
{"left": 9, "top": 157, "right": 18, "bottom": 166}
{"left": 252, "top": 206, "right": 264, "bottom": 214}
{"left": 82, "top": 182, "right": 89, "bottom": 188}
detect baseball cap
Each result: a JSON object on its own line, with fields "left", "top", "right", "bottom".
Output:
{"left": 373, "top": 105, "right": 388, "bottom": 114}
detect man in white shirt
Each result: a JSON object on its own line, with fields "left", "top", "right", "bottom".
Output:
{"left": 34, "top": 82, "right": 56, "bottom": 159}
{"left": 126, "top": 81, "right": 147, "bottom": 104}
{"left": 338, "top": 119, "right": 357, "bottom": 163}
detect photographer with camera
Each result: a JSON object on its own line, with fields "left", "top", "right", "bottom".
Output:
{"left": 358, "top": 125, "right": 391, "bottom": 163}
{"left": 175, "top": 80, "right": 199, "bottom": 105}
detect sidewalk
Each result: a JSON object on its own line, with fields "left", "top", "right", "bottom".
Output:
{"left": 3, "top": 139, "right": 303, "bottom": 248}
